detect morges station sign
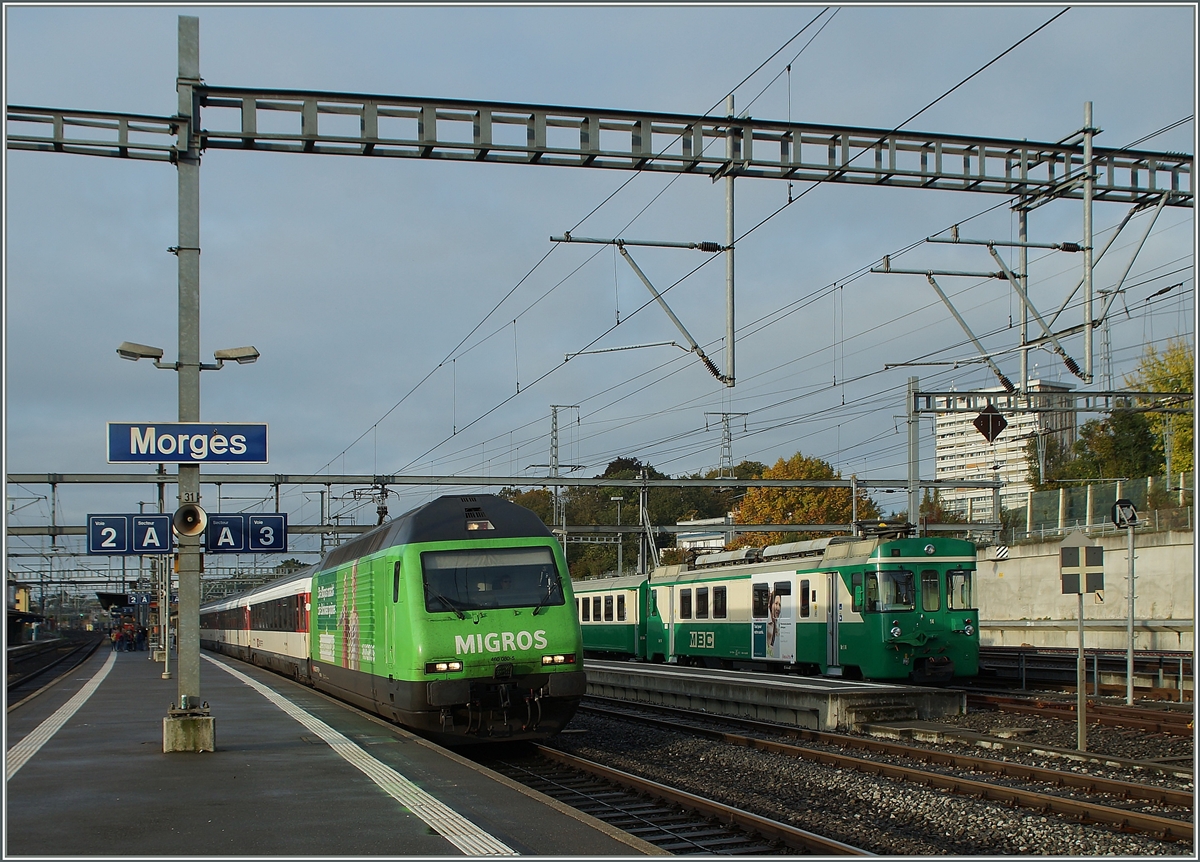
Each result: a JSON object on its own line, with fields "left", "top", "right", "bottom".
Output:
{"left": 108, "top": 422, "right": 268, "bottom": 463}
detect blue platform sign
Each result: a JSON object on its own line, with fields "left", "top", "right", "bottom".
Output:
{"left": 248, "top": 514, "right": 288, "bottom": 552}
{"left": 205, "top": 515, "right": 247, "bottom": 553}
{"left": 107, "top": 423, "right": 268, "bottom": 463}
{"left": 89, "top": 514, "right": 174, "bottom": 555}
{"left": 205, "top": 513, "right": 288, "bottom": 554}
{"left": 88, "top": 515, "right": 129, "bottom": 555}
{"left": 132, "top": 515, "right": 173, "bottom": 554}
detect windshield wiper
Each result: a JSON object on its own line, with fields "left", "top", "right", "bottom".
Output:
{"left": 432, "top": 593, "right": 465, "bottom": 619}
{"left": 532, "top": 580, "right": 558, "bottom": 616}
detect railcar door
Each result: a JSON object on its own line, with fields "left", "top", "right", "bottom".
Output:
{"left": 655, "top": 585, "right": 675, "bottom": 660}
{"left": 825, "top": 571, "right": 842, "bottom": 675}
{"left": 643, "top": 583, "right": 668, "bottom": 660}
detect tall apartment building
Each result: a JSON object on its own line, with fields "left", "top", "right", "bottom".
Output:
{"left": 934, "top": 380, "right": 1076, "bottom": 519}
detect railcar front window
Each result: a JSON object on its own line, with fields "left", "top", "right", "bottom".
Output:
{"left": 868, "top": 570, "right": 915, "bottom": 612}
{"left": 421, "top": 547, "right": 564, "bottom": 613}
{"left": 921, "top": 569, "right": 940, "bottom": 611}
{"left": 947, "top": 569, "right": 974, "bottom": 609}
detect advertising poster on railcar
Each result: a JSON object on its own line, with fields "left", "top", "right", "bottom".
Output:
{"left": 313, "top": 560, "right": 376, "bottom": 673}
{"left": 752, "top": 579, "right": 796, "bottom": 661}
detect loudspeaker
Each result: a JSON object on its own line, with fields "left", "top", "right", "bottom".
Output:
{"left": 172, "top": 503, "right": 208, "bottom": 537}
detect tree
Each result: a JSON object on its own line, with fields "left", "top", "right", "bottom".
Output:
{"left": 1125, "top": 339, "right": 1194, "bottom": 476}
{"left": 731, "top": 452, "right": 879, "bottom": 547}
{"left": 498, "top": 487, "right": 553, "bottom": 523}
{"left": 1024, "top": 339, "right": 1194, "bottom": 487}
{"left": 1030, "top": 412, "right": 1161, "bottom": 486}
{"left": 1024, "top": 433, "right": 1073, "bottom": 490}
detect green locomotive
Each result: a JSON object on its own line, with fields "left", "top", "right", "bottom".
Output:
{"left": 573, "top": 534, "right": 978, "bottom": 683}
{"left": 201, "top": 494, "right": 586, "bottom": 743}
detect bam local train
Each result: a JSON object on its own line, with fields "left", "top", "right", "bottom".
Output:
{"left": 200, "top": 495, "right": 585, "bottom": 744}
{"left": 574, "top": 534, "right": 979, "bottom": 684}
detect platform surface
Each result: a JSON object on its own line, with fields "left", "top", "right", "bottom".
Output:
{"left": 5, "top": 645, "right": 660, "bottom": 857}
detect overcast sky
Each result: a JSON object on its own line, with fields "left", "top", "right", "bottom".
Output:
{"left": 4, "top": 3, "right": 1195, "bottom": 569}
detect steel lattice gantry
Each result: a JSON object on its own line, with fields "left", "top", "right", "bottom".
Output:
{"left": 7, "top": 88, "right": 1193, "bottom": 207}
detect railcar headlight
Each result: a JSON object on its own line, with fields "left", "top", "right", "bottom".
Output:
{"left": 425, "top": 660, "right": 464, "bottom": 674}
{"left": 541, "top": 653, "right": 576, "bottom": 665}
{"left": 890, "top": 623, "right": 902, "bottom": 639}
{"left": 964, "top": 621, "right": 974, "bottom": 637}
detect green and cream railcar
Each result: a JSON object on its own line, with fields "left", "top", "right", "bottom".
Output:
{"left": 575, "top": 535, "right": 978, "bottom": 683}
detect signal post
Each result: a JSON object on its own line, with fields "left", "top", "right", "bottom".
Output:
{"left": 1059, "top": 531, "right": 1104, "bottom": 751}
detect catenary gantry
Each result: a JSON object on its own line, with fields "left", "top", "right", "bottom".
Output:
{"left": 7, "top": 89, "right": 1192, "bottom": 207}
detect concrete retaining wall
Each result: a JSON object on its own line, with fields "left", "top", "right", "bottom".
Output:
{"left": 977, "top": 530, "right": 1194, "bottom": 652}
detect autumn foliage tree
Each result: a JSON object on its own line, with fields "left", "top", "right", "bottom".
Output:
{"left": 1126, "top": 339, "right": 1193, "bottom": 475}
{"left": 731, "top": 452, "right": 879, "bottom": 547}
{"left": 1024, "top": 339, "right": 1194, "bottom": 488}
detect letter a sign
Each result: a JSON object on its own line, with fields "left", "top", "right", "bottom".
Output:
{"left": 133, "top": 515, "right": 173, "bottom": 553}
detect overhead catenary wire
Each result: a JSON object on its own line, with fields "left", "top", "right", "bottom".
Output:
{"left": 327, "top": 7, "right": 1186, "bottom": 498}
{"left": 309, "top": 11, "right": 839, "bottom": 480}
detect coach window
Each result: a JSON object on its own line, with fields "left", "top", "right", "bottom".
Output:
{"left": 921, "top": 569, "right": 940, "bottom": 611}
{"left": 752, "top": 582, "right": 770, "bottom": 618}
{"left": 617, "top": 594, "right": 627, "bottom": 621}
{"left": 713, "top": 585, "right": 727, "bottom": 619}
{"left": 851, "top": 573, "right": 864, "bottom": 613}
{"left": 947, "top": 569, "right": 974, "bottom": 609}
{"left": 680, "top": 588, "right": 692, "bottom": 620}
{"left": 604, "top": 595, "right": 614, "bottom": 622}
{"left": 651, "top": 589, "right": 660, "bottom": 617}
{"left": 393, "top": 561, "right": 403, "bottom": 603}
{"left": 592, "top": 596, "right": 602, "bottom": 621}
{"left": 580, "top": 598, "right": 590, "bottom": 622}
{"left": 799, "top": 579, "right": 810, "bottom": 618}
{"left": 696, "top": 587, "right": 709, "bottom": 619}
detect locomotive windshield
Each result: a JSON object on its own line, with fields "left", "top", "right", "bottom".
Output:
{"left": 421, "top": 546, "right": 565, "bottom": 613}
{"left": 864, "top": 569, "right": 915, "bottom": 612}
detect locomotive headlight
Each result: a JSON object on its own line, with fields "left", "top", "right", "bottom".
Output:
{"left": 890, "top": 622, "right": 902, "bottom": 639}
{"left": 541, "top": 653, "right": 576, "bottom": 665}
{"left": 964, "top": 621, "right": 974, "bottom": 637}
{"left": 425, "top": 660, "right": 464, "bottom": 674}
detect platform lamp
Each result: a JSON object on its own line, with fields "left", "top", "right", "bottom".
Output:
{"left": 118, "top": 341, "right": 259, "bottom": 370}
{"left": 117, "top": 339, "right": 258, "bottom": 751}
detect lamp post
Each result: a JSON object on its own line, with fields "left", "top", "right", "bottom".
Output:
{"left": 117, "top": 333, "right": 258, "bottom": 750}
{"left": 610, "top": 496, "right": 624, "bottom": 576}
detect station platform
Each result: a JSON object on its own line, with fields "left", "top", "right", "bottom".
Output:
{"left": 585, "top": 659, "right": 965, "bottom": 730}
{"left": 5, "top": 646, "right": 661, "bottom": 857}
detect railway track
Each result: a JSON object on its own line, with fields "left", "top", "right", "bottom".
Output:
{"left": 966, "top": 692, "right": 1194, "bottom": 736}
{"left": 6, "top": 635, "right": 104, "bottom": 704}
{"left": 575, "top": 699, "right": 1192, "bottom": 845}
{"left": 475, "top": 743, "right": 871, "bottom": 855}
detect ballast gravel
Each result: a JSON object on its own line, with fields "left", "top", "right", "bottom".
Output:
{"left": 550, "top": 708, "right": 1193, "bottom": 856}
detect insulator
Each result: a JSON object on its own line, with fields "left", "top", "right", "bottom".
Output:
{"left": 996, "top": 373, "right": 1016, "bottom": 394}
{"left": 696, "top": 241, "right": 722, "bottom": 253}
{"left": 1058, "top": 242, "right": 1082, "bottom": 253}
{"left": 1063, "top": 355, "right": 1085, "bottom": 378}
{"left": 699, "top": 353, "right": 725, "bottom": 382}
